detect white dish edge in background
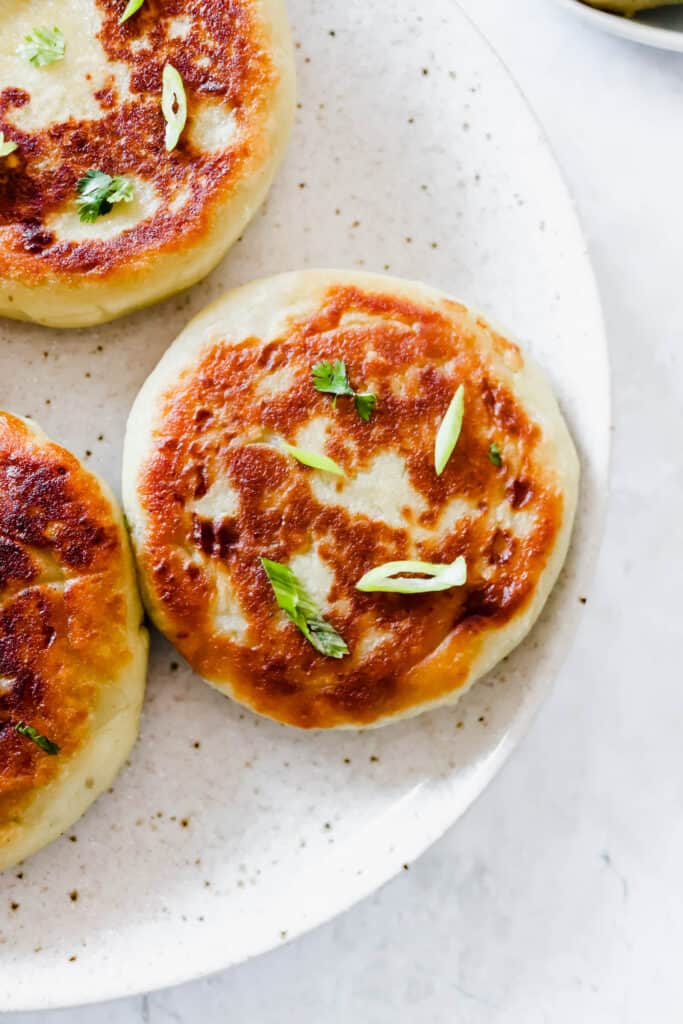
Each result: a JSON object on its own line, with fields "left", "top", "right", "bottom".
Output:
{"left": 555, "top": 0, "right": 683, "bottom": 50}
{"left": 0, "top": 0, "right": 610, "bottom": 1010}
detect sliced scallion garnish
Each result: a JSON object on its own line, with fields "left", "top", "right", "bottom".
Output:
{"left": 261, "top": 558, "right": 349, "bottom": 658}
{"left": 161, "top": 64, "right": 187, "bottom": 152}
{"left": 119, "top": 0, "right": 145, "bottom": 24}
{"left": 282, "top": 443, "right": 344, "bottom": 476}
{"left": 356, "top": 556, "right": 467, "bottom": 595}
{"left": 0, "top": 132, "right": 17, "bottom": 158}
{"left": 434, "top": 384, "right": 464, "bottom": 476}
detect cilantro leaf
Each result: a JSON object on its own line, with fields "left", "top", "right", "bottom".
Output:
{"left": 312, "top": 359, "right": 353, "bottom": 398}
{"left": 17, "top": 27, "right": 65, "bottom": 68}
{"left": 489, "top": 442, "right": 503, "bottom": 468}
{"left": 15, "top": 721, "right": 60, "bottom": 755}
{"left": 261, "top": 557, "right": 349, "bottom": 659}
{"left": 354, "top": 393, "right": 376, "bottom": 422}
{"left": 76, "top": 170, "right": 134, "bottom": 223}
{"left": 312, "top": 359, "right": 377, "bottom": 422}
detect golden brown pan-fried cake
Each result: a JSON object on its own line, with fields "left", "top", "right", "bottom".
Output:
{"left": 0, "top": 413, "right": 147, "bottom": 871}
{"left": 123, "top": 271, "right": 579, "bottom": 730}
{"left": 0, "top": 0, "right": 295, "bottom": 327}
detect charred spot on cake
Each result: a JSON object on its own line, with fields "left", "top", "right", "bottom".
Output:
{"left": 507, "top": 478, "right": 532, "bottom": 510}
{"left": 192, "top": 515, "right": 240, "bottom": 558}
{"left": 0, "top": 88, "right": 30, "bottom": 114}
{"left": 21, "top": 221, "right": 54, "bottom": 255}
{"left": 488, "top": 528, "right": 516, "bottom": 566}
{"left": 93, "top": 81, "right": 120, "bottom": 111}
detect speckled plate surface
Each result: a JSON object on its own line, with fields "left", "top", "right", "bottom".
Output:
{"left": 0, "top": 0, "right": 609, "bottom": 1011}
{"left": 556, "top": 0, "right": 683, "bottom": 51}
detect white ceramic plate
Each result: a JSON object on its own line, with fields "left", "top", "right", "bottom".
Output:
{"left": 0, "top": 0, "right": 609, "bottom": 1011}
{"left": 557, "top": 0, "right": 683, "bottom": 51}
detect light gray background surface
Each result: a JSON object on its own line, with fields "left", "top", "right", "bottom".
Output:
{"left": 7, "top": 0, "right": 682, "bottom": 1019}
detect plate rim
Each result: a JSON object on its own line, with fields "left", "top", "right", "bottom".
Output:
{"left": 3, "top": 0, "right": 612, "bottom": 1010}
{"left": 555, "top": 0, "right": 683, "bottom": 51}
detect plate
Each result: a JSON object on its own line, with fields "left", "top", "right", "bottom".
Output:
{"left": 556, "top": 0, "right": 683, "bottom": 51}
{"left": 0, "top": 0, "right": 609, "bottom": 1010}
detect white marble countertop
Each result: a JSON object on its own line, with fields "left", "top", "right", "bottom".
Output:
{"left": 9, "top": 1, "right": 682, "bottom": 1020}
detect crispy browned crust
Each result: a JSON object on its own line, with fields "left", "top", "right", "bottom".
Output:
{"left": 0, "top": 414, "right": 136, "bottom": 823}
{"left": 135, "top": 285, "right": 566, "bottom": 728}
{"left": 0, "top": 0, "right": 279, "bottom": 282}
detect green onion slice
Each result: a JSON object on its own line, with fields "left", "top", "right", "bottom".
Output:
{"left": 0, "top": 132, "right": 17, "bottom": 158}
{"left": 282, "top": 443, "right": 344, "bottom": 476}
{"left": 356, "top": 556, "right": 467, "bottom": 595}
{"left": 161, "top": 64, "right": 187, "bottom": 151}
{"left": 261, "top": 558, "right": 349, "bottom": 658}
{"left": 434, "top": 384, "right": 465, "bottom": 476}
{"left": 119, "top": 0, "right": 145, "bottom": 24}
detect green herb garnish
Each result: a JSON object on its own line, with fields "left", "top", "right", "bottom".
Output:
{"left": 312, "top": 359, "right": 377, "bottom": 422}
{"left": 0, "top": 133, "right": 17, "bottom": 158}
{"left": 434, "top": 384, "right": 464, "bottom": 476}
{"left": 15, "top": 721, "right": 60, "bottom": 755}
{"left": 282, "top": 443, "right": 344, "bottom": 476}
{"left": 17, "top": 27, "right": 65, "bottom": 68}
{"left": 76, "top": 170, "right": 134, "bottom": 223}
{"left": 261, "top": 557, "right": 349, "bottom": 658}
{"left": 489, "top": 442, "right": 503, "bottom": 468}
{"left": 119, "top": 0, "right": 146, "bottom": 24}
{"left": 356, "top": 557, "right": 467, "bottom": 595}
{"left": 161, "top": 64, "right": 187, "bottom": 151}
{"left": 354, "top": 392, "right": 377, "bottom": 423}
{"left": 312, "top": 359, "right": 350, "bottom": 398}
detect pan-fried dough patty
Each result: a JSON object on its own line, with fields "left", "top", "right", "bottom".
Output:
{"left": 0, "top": 413, "right": 147, "bottom": 871}
{"left": 0, "top": 0, "right": 295, "bottom": 327}
{"left": 123, "top": 271, "right": 579, "bottom": 730}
